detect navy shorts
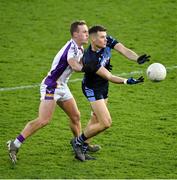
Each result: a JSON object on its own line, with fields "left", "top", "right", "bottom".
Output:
{"left": 82, "top": 82, "right": 108, "bottom": 102}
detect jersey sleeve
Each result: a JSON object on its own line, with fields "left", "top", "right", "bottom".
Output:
{"left": 67, "top": 43, "right": 78, "bottom": 60}
{"left": 106, "top": 35, "right": 119, "bottom": 49}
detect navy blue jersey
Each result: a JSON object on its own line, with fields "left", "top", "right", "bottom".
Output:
{"left": 82, "top": 35, "right": 119, "bottom": 89}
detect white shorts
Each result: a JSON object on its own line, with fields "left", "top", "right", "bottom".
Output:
{"left": 40, "top": 83, "right": 73, "bottom": 101}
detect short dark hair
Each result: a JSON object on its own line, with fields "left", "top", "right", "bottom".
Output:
{"left": 70, "top": 20, "right": 86, "bottom": 36}
{"left": 89, "top": 25, "right": 107, "bottom": 35}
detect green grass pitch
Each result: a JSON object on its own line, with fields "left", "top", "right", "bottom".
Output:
{"left": 0, "top": 0, "right": 177, "bottom": 178}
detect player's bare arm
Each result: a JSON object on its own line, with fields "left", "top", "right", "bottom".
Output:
{"left": 67, "top": 58, "right": 83, "bottom": 72}
{"left": 114, "top": 43, "right": 150, "bottom": 64}
{"left": 113, "top": 43, "right": 139, "bottom": 61}
{"left": 96, "top": 66, "right": 126, "bottom": 84}
{"left": 96, "top": 66, "right": 144, "bottom": 85}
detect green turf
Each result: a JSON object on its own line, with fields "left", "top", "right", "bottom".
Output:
{"left": 0, "top": 0, "right": 177, "bottom": 178}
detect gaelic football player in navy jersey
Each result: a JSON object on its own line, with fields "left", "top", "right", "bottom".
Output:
{"left": 71, "top": 25, "right": 150, "bottom": 161}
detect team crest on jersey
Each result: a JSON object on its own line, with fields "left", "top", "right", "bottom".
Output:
{"left": 71, "top": 44, "right": 78, "bottom": 58}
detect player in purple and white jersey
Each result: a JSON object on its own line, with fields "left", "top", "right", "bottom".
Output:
{"left": 7, "top": 20, "right": 97, "bottom": 164}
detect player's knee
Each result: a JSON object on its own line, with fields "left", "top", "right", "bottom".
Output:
{"left": 102, "top": 117, "right": 112, "bottom": 129}
{"left": 37, "top": 117, "right": 51, "bottom": 127}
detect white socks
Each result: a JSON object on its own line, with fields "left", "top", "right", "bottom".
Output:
{"left": 14, "top": 138, "right": 22, "bottom": 148}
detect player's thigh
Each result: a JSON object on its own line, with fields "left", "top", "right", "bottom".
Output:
{"left": 90, "top": 111, "right": 98, "bottom": 123}
{"left": 89, "top": 98, "right": 109, "bottom": 123}
{"left": 90, "top": 99, "right": 111, "bottom": 123}
{"left": 38, "top": 100, "right": 56, "bottom": 120}
{"left": 57, "top": 98, "right": 80, "bottom": 120}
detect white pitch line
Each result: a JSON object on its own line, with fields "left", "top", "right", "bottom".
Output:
{"left": 0, "top": 84, "right": 40, "bottom": 91}
{"left": 0, "top": 65, "right": 177, "bottom": 92}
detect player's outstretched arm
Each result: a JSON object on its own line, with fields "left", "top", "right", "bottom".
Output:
{"left": 114, "top": 43, "right": 150, "bottom": 64}
{"left": 96, "top": 66, "right": 144, "bottom": 85}
{"left": 114, "top": 43, "right": 139, "bottom": 62}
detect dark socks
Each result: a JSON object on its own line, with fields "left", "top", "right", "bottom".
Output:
{"left": 75, "top": 133, "right": 88, "bottom": 145}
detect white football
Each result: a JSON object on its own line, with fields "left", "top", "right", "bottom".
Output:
{"left": 146, "top": 63, "right": 167, "bottom": 81}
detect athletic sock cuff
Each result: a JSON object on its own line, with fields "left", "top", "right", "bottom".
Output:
{"left": 17, "top": 134, "right": 25, "bottom": 143}
{"left": 81, "top": 133, "right": 88, "bottom": 141}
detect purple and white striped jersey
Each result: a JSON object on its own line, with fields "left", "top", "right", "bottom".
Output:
{"left": 42, "top": 39, "right": 83, "bottom": 87}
